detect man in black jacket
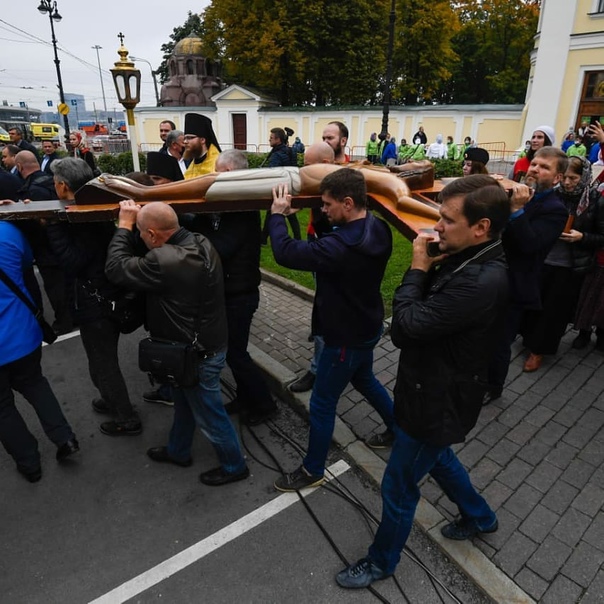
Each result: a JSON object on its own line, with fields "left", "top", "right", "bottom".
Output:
{"left": 106, "top": 201, "right": 249, "bottom": 486}
{"left": 16, "top": 150, "right": 74, "bottom": 334}
{"left": 337, "top": 175, "right": 510, "bottom": 589}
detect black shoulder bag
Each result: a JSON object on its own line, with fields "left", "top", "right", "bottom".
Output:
{"left": 138, "top": 289, "right": 206, "bottom": 388}
{"left": 0, "top": 267, "right": 57, "bottom": 345}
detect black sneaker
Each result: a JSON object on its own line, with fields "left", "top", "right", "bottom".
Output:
{"left": 100, "top": 419, "right": 142, "bottom": 436}
{"left": 56, "top": 437, "right": 80, "bottom": 461}
{"left": 441, "top": 517, "right": 498, "bottom": 540}
{"left": 336, "top": 557, "right": 389, "bottom": 589}
{"left": 274, "top": 465, "right": 324, "bottom": 492}
{"left": 366, "top": 429, "right": 395, "bottom": 449}
{"left": 143, "top": 389, "right": 174, "bottom": 407}
{"left": 17, "top": 464, "right": 42, "bottom": 483}
{"left": 289, "top": 370, "right": 315, "bottom": 393}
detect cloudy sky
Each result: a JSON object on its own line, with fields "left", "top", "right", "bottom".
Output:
{"left": 1, "top": 1, "right": 210, "bottom": 114}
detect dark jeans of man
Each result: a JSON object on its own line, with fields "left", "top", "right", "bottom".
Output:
{"left": 79, "top": 317, "right": 137, "bottom": 422}
{"left": 167, "top": 350, "right": 246, "bottom": 473}
{"left": 368, "top": 424, "right": 496, "bottom": 574}
{"left": 304, "top": 340, "right": 395, "bottom": 476}
{"left": 0, "top": 346, "right": 74, "bottom": 471}
{"left": 225, "top": 291, "right": 273, "bottom": 414}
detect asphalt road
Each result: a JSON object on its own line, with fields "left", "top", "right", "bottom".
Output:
{"left": 1, "top": 327, "right": 491, "bottom": 604}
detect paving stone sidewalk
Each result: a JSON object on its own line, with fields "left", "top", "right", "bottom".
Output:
{"left": 250, "top": 275, "right": 604, "bottom": 604}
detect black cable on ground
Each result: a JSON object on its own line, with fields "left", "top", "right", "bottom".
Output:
{"left": 265, "top": 419, "right": 462, "bottom": 604}
{"left": 220, "top": 381, "right": 462, "bottom": 604}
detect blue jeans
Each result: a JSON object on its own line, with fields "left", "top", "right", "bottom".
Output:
{"left": 167, "top": 350, "right": 246, "bottom": 474}
{"left": 303, "top": 342, "right": 394, "bottom": 476}
{"left": 368, "top": 425, "right": 497, "bottom": 574}
{"left": 309, "top": 335, "right": 325, "bottom": 375}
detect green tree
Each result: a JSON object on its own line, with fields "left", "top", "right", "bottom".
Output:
{"left": 448, "top": 0, "right": 540, "bottom": 104}
{"left": 202, "top": 0, "right": 390, "bottom": 106}
{"left": 390, "top": 0, "right": 460, "bottom": 105}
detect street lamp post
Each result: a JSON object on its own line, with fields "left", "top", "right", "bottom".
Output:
{"left": 37, "top": 0, "right": 70, "bottom": 143}
{"left": 92, "top": 44, "right": 108, "bottom": 115}
{"left": 380, "top": 0, "right": 396, "bottom": 139}
{"left": 110, "top": 33, "right": 142, "bottom": 171}
{"left": 130, "top": 56, "right": 160, "bottom": 107}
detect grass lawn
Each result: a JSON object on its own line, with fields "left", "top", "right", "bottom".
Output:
{"left": 260, "top": 208, "right": 413, "bottom": 316}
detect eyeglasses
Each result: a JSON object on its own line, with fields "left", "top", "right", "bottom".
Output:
{"left": 183, "top": 135, "right": 198, "bottom": 142}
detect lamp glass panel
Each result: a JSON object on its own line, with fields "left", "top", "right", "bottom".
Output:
{"left": 128, "top": 74, "right": 140, "bottom": 101}
{"left": 114, "top": 74, "right": 126, "bottom": 102}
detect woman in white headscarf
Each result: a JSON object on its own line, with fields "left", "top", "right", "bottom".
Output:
{"left": 426, "top": 134, "right": 446, "bottom": 159}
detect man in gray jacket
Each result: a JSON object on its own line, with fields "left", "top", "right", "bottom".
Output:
{"left": 105, "top": 201, "right": 249, "bottom": 486}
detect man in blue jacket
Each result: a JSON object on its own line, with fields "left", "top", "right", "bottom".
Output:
{"left": 337, "top": 175, "right": 510, "bottom": 589}
{"left": 0, "top": 221, "right": 78, "bottom": 482}
{"left": 269, "top": 168, "right": 395, "bottom": 491}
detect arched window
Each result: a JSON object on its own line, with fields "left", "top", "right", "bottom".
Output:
{"left": 186, "top": 59, "right": 194, "bottom": 75}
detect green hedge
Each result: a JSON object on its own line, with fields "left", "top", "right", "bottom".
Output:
{"left": 97, "top": 152, "right": 146, "bottom": 175}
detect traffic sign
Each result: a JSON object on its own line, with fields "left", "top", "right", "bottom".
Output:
{"left": 47, "top": 100, "right": 53, "bottom": 107}
{"left": 70, "top": 99, "right": 77, "bottom": 106}
{"left": 58, "top": 103, "right": 70, "bottom": 115}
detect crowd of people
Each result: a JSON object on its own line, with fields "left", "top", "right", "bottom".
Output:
{"left": 365, "top": 127, "right": 475, "bottom": 166}
{"left": 1, "top": 112, "right": 604, "bottom": 590}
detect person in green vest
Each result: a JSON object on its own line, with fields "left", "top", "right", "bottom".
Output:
{"left": 397, "top": 139, "right": 411, "bottom": 163}
{"left": 446, "top": 136, "right": 459, "bottom": 160}
{"left": 567, "top": 135, "right": 587, "bottom": 158}
{"left": 366, "top": 133, "right": 379, "bottom": 164}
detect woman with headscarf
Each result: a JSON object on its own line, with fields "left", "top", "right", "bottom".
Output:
{"left": 512, "top": 125, "right": 554, "bottom": 182}
{"left": 69, "top": 131, "right": 97, "bottom": 175}
{"left": 521, "top": 156, "right": 604, "bottom": 371}
{"left": 426, "top": 134, "right": 447, "bottom": 159}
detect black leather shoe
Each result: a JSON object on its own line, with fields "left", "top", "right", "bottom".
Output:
{"left": 441, "top": 518, "right": 498, "bottom": 540}
{"left": 147, "top": 446, "right": 192, "bottom": 468}
{"left": 482, "top": 389, "right": 502, "bottom": 406}
{"left": 56, "top": 437, "right": 80, "bottom": 461}
{"left": 92, "top": 398, "right": 112, "bottom": 415}
{"left": 244, "top": 406, "right": 278, "bottom": 426}
{"left": 199, "top": 465, "right": 250, "bottom": 486}
{"left": 17, "top": 464, "right": 42, "bottom": 483}
{"left": 289, "top": 370, "right": 315, "bottom": 393}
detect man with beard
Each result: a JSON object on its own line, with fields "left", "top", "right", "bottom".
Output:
{"left": 322, "top": 121, "right": 349, "bottom": 164}
{"left": 183, "top": 114, "right": 221, "bottom": 179}
{"left": 484, "top": 146, "right": 568, "bottom": 403}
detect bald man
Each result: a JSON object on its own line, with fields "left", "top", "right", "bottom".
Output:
{"left": 16, "top": 150, "right": 75, "bottom": 334}
{"left": 105, "top": 201, "right": 249, "bottom": 486}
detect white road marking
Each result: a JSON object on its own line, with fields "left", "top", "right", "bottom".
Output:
{"left": 42, "top": 330, "right": 81, "bottom": 347}
{"left": 88, "top": 459, "right": 350, "bottom": 604}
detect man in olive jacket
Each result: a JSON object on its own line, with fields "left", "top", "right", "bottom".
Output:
{"left": 337, "top": 175, "right": 510, "bottom": 589}
{"left": 105, "top": 201, "right": 249, "bottom": 486}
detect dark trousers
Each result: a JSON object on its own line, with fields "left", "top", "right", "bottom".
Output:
{"left": 0, "top": 347, "right": 74, "bottom": 471}
{"left": 522, "top": 265, "right": 585, "bottom": 355}
{"left": 261, "top": 211, "right": 301, "bottom": 242}
{"left": 79, "top": 317, "right": 136, "bottom": 421}
{"left": 488, "top": 306, "right": 525, "bottom": 394}
{"left": 226, "top": 291, "right": 273, "bottom": 413}
{"left": 37, "top": 264, "right": 74, "bottom": 330}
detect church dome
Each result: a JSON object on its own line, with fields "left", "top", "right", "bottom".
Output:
{"left": 174, "top": 34, "right": 205, "bottom": 56}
